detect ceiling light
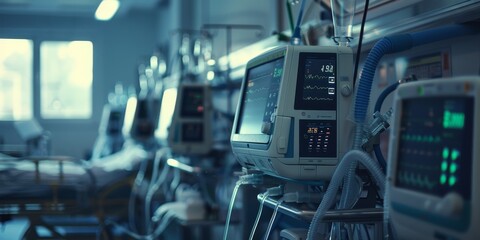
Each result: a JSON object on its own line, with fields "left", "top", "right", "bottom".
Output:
{"left": 95, "top": 0, "right": 120, "bottom": 21}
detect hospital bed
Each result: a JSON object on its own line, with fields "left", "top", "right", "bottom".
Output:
{"left": 0, "top": 145, "right": 150, "bottom": 239}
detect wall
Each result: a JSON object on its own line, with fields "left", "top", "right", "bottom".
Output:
{"left": 156, "top": 0, "right": 280, "bottom": 67}
{"left": 0, "top": 10, "right": 157, "bottom": 158}
{"left": 0, "top": 1, "right": 282, "bottom": 159}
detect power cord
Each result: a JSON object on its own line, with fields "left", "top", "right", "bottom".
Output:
{"left": 249, "top": 186, "right": 284, "bottom": 240}
{"left": 222, "top": 172, "right": 263, "bottom": 240}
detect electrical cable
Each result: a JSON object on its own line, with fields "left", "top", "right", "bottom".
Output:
{"left": 222, "top": 179, "right": 245, "bottom": 240}
{"left": 151, "top": 211, "right": 175, "bottom": 238}
{"left": 128, "top": 157, "right": 149, "bottom": 232}
{"left": 343, "top": 2, "right": 372, "bottom": 228}
{"left": 223, "top": 173, "right": 263, "bottom": 240}
{"left": 168, "top": 168, "right": 181, "bottom": 200}
{"left": 264, "top": 198, "right": 284, "bottom": 240}
{"left": 105, "top": 211, "right": 175, "bottom": 240}
{"left": 249, "top": 193, "right": 269, "bottom": 240}
{"left": 352, "top": 0, "right": 370, "bottom": 89}
{"left": 363, "top": 224, "right": 372, "bottom": 240}
{"left": 145, "top": 149, "right": 170, "bottom": 233}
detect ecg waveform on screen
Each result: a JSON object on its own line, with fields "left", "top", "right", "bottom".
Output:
{"left": 397, "top": 171, "right": 437, "bottom": 190}
{"left": 305, "top": 74, "right": 330, "bottom": 80}
{"left": 304, "top": 85, "right": 329, "bottom": 90}
{"left": 302, "top": 97, "right": 334, "bottom": 101}
{"left": 245, "top": 86, "right": 270, "bottom": 103}
{"left": 247, "top": 87, "right": 269, "bottom": 94}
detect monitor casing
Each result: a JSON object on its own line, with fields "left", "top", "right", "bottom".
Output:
{"left": 168, "top": 83, "right": 213, "bottom": 155}
{"left": 387, "top": 77, "right": 480, "bottom": 240}
{"left": 231, "top": 45, "right": 354, "bottom": 180}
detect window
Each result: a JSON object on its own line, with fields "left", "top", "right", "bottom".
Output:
{"left": 0, "top": 39, "right": 33, "bottom": 120}
{"left": 40, "top": 41, "right": 93, "bottom": 119}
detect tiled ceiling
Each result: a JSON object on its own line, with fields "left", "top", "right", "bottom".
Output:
{"left": 0, "top": 0, "right": 162, "bottom": 17}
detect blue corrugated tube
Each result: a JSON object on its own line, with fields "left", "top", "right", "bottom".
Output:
{"left": 306, "top": 150, "right": 386, "bottom": 240}
{"left": 354, "top": 24, "right": 479, "bottom": 124}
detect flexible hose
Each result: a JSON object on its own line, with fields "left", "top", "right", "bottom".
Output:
{"left": 290, "top": 0, "right": 307, "bottom": 45}
{"left": 354, "top": 24, "right": 478, "bottom": 125}
{"left": 286, "top": 0, "right": 295, "bottom": 33}
{"left": 373, "top": 144, "right": 386, "bottom": 172}
{"left": 372, "top": 81, "right": 399, "bottom": 170}
{"left": 306, "top": 150, "right": 385, "bottom": 240}
{"left": 374, "top": 81, "right": 399, "bottom": 113}
{"left": 354, "top": 38, "right": 393, "bottom": 124}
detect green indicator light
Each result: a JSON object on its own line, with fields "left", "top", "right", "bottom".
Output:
{"left": 451, "top": 149, "right": 460, "bottom": 161}
{"left": 435, "top": 136, "right": 441, "bottom": 143}
{"left": 443, "top": 111, "right": 450, "bottom": 128}
{"left": 442, "top": 147, "right": 449, "bottom": 160}
{"left": 428, "top": 136, "right": 434, "bottom": 143}
{"left": 450, "top": 163, "right": 458, "bottom": 174}
{"left": 443, "top": 110, "right": 465, "bottom": 129}
{"left": 441, "top": 161, "right": 448, "bottom": 172}
{"left": 449, "top": 176, "right": 457, "bottom": 186}
{"left": 440, "top": 174, "right": 447, "bottom": 185}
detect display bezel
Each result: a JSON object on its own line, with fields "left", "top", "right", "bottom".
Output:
{"left": 232, "top": 48, "right": 286, "bottom": 144}
{"left": 294, "top": 52, "right": 337, "bottom": 110}
{"left": 394, "top": 96, "right": 474, "bottom": 200}
{"left": 180, "top": 86, "right": 204, "bottom": 118}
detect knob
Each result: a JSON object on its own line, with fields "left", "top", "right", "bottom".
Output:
{"left": 341, "top": 84, "right": 352, "bottom": 97}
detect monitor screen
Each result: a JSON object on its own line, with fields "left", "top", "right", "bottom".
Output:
{"left": 294, "top": 53, "right": 337, "bottom": 110}
{"left": 180, "top": 86, "right": 204, "bottom": 118}
{"left": 122, "top": 97, "right": 137, "bottom": 136}
{"left": 236, "top": 56, "right": 285, "bottom": 135}
{"left": 395, "top": 97, "right": 473, "bottom": 200}
{"left": 155, "top": 88, "right": 177, "bottom": 140}
{"left": 181, "top": 122, "right": 203, "bottom": 142}
{"left": 107, "top": 110, "right": 123, "bottom": 134}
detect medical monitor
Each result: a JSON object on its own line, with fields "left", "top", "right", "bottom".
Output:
{"left": 235, "top": 53, "right": 284, "bottom": 143}
{"left": 231, "top": 45, "right": 354, "bottom": 180}
{"left": 387, "top": 77, "right": 480, "bottom": 240}
{"left": 98, "top": 105, "right": 124, "bottom": 135}
{"left": 168, "top": 83, "right": 213, "bottom": 155}
{"left": 155, "top": 88, "right": 177, "bottom": 144}
{"left": 122, "top": 96, "right": 161, "bottom": 142}
{"left": 122, "top": 97, "right": 137, "bottom": 137}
